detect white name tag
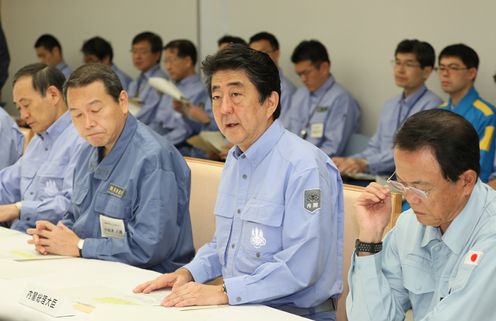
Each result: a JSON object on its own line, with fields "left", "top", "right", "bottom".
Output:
{"left": 99, "top": 215, "right": 126, "bottom": 238}
{"left": 311, "top": 123, "right": 324, "bottom": 138}
{"left": 19, "top": 284, "right": 74, "bottom": 317}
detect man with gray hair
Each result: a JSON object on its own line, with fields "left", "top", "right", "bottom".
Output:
{"left": 0, "top": 63, "right": 84, "bottom": 231}
{"left": 28, "top": 64, "right": 195, "bottom": 273}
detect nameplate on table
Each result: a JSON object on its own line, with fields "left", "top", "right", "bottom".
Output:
{"left": 19, "top": 284, "right": 75, "bottom": 317}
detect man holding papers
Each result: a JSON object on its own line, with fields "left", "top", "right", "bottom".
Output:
{"left": 134, "top": 45, "right": 343, "bottom": 321}
{"left": 0, "top": 63, "right": 85, "bottom": 231}
{"left": 28, "top": 64, "right": 195, "bottom": 273}
{"left": 149, "top": 39, "right": 216, "bottom": 156}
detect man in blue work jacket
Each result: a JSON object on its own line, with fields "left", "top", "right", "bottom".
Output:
{"left": 347, "top": 109, "right": 496, "bottom": 320}
{"left": 134, "top": 45, "right": 344, "bottom": 321}
{"left": 437, "top": 43, "right": 496, "bottom": 182}
{"left": 0, "top": 63, "right": 85, "bottom": 231}
{"left": 27, "top": 64, "right": 194, "bottom": 273}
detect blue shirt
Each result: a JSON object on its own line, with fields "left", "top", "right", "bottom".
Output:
{"left": 184, "top": 119, "right": 344, "bottom": 309}
{"left": 0, "top": 112, "right": 85, "bottom": 232}
{"left": 56, "top": 62, "right": 71, "bottom": 79}
{"left": 0, "top": 107, "right": 23, "bottom": 170}
{"left": 283, "top": 75, "right": 361, "bottom": 157}
{"left": 62, "top": 115, "right": 195, "bottom": 273}
{"left": 439, "top": 87, "right": 496, "bottom": 182}
{"left": 347, "top": 180, "right": 496, "bottom": 321}
{"left": 128, "top": 64, "right": 168, "bottom": 125}
{"left": 150, "top": 74, "right": 214, "bottom": 145}
{"left": 111, "top": 64, "right": 132, "bottom": 91}
{"left": 279, "top": 69, "right": 296, "bottom": 114}
{"left": 354, "top": 85, "right": 442, "bottom": 174}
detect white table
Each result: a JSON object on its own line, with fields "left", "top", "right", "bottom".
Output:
{"left": 0, "top": 227, "right": 306, "bottom": 321}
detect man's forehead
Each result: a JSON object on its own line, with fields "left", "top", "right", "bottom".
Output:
{"left": 395, "top": 52, "right": 418, "bottom": 62}
{"left": 211, "top": 70, "right": 248, "bottom": 87}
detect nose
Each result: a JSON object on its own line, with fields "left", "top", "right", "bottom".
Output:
{"left": 403, "top": 190, "right": 421, "bottom": 206}
{"left": 20, "top": 108, "right": 30, "bottom": 121}
{"left": 84, "top": 114, "right": 96, "bottom": 129}
{"left": 219, "top": 96, "right": 233, "bottom": 115}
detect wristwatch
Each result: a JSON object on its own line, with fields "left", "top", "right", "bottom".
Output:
{"left": 222, "top": 282, "right": 227, "bottom": 294}
{"left": 355, "top": 239, "right": 382, "bottom": 254}
{"left": 77, "top": 239, "right": 85, "bottom": 257}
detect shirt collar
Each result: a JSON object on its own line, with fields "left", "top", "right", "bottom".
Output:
{"left": 56, "top": 61, "right": 68, "bottom": 71}
{"left": 232, "top": 119, "right": 285, "bottom": 168}
{"left": 142, "top": 64, "right": 162, "bottom": 79}
{"left": 401, "top": 85, "right": 427, "bottom": 107}
{"left": 37, "top": 112, "right": 71, "bottom": 144}
{"left": 88, "top": 114, "right": 138, "bottom": 180}
{"left": 447, "top": 86, "right": 478, "bottom": 110}
{"left": 176, "top": 73, "right": 200, "bottom": 86}
{"left": 311, "top": 74, "right": 334, "bottom": 97}
{"left": 442, "top": 179, "right": 492, "bottom": 254}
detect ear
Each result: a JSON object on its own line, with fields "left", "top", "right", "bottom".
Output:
{"left": 265, "top": 91, "right": 279, "bottom": 119}
{"left": 422, "top": 66, "right": 433, "bottom": 80}
{"left": 319, "top": 61, "right": 330, "bottom": 73}
{"left": 46, "top": 85, "right": 62, "bottom": 105}
{"left": 468, "top": 67, "right": 478, "bottom": 82}
{"left": 460, "top": 169, "right": 477, "bottom": 196}
{"left": 119, "top": 90, "right": 129, "bottom": 115}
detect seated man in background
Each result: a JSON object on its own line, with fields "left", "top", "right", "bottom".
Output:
{"left": 34, "top": 34, "right": 72, "bottom": 78}
{"left": 283, "top": 40, "right": 361, "bottom": 157}
{"left": 0, "top": 63, "right": 84, "bottom": 231}
{"left": 249, "top": 31, "right": 295, "bottom": 113}
{"left": 127, "top": 31, "right": 168, "bottom": 121}
{"left": 81, "top": 36, "right": 132, "bottom": 90}
{"left": 0, "top": 107, "right": 23, "bottom": 170}
{"left": 150, "top": 39, "right": 216, "bottom": 156}
{"left": 333, "top": 39, "right": 442, "bottom": 180}
{"left": 134, "top": 45, "right": 343, "bottom": 321}
{"left": 347, "top": 109, "right": 496, "bottom": 320}
{"left": 438, "top": 43, "right": 496, "bottom": 182}
{"left": 28, "top": 64, "right": 195, "bottom": 273}
{"left": 217, "top": 35, "right": 247, "bottom": 50}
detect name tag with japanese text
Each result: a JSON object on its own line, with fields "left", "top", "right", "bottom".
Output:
{"left": 99, "top": 215, "right": 126, "bottom": 239}
{"left": 19, "top": 284, "right": 74, "bottom": 317}
{"left": 311, "top": 123, "right": 324, "bottom": 138}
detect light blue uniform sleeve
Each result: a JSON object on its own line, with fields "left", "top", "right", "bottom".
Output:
{"left": 183, "top": 236, "right": 223, "bottom": 283}
{"left": 81, "top": 167, "right": 183, "bottom": 269}
{"left": 0, "top": 117, "right": 23, "bottom": 170}
{"left": 0, "top": 160, "right": 21, "bottom": 204}
{"left": 347, "top": 231, "right": 410, "bottom": 321}
{"left": 321, "top": 94, "right": 360, "bottom": 157}
{"left": 223, "top": 167, "right": 338, "bottom": 304}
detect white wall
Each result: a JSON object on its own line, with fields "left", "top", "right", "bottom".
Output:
{"left": 1, "top": 0, "right": 198, "bottom": 114}
{"left": 3, "top": 0, "right": 496, "bottom": 135}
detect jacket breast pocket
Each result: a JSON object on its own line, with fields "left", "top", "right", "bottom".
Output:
{"left": 214, "top": 195, "right": 235, "bottom": 266}
{"left": 236, "top": 199, "right": 284, "bottom": 274}
{"left": 36, "top": 163, "right": 66, "bottom": 198}
{"left": 94, "top": 193, "right": 131, "bottom": 221}
{"left": 403, "top": 256, "right": 435, "bottom": 311}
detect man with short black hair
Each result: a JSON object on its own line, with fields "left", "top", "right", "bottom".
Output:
{"left": 283, "top": 40, "right": 361, "bottom": 157}
{"left": 0, "top": 63, "right": 85, "bottom": 231}
{"left": 438, "top": 43, "right": 496, "bottom": 182}
{"left": 27, "top": 64, "right": 194, "bottom": 273}
{"left": 217, "top": 35, "right": 247, "bottom": 50}
{"left": 347, "top": 108, "right": 496, "bottom": 320}
{"left": 333, "top": 39, "right": 442, "bottom": 178}
{"left": 81, "top": 36, "right": 132, "bottom": 90}
{"left": 249, "top": 31, "right": 295, "bottom": 113}
{"left": 134, "top": 45, "right": 343, "bottom": 321}
{"left": 127, "top": 31, "right": 168, "bottom": 122}
{"left": 150, "top": 39, "right": 216, "bottom": 156}
{"left": 34, "top": 34, "right": 71, "bottom": 78}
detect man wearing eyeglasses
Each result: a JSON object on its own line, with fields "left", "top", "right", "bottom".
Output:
{"left": 333, "top": 39, "right": 442, "bottom": 180}
{"left": 148, "top": 39, "right": 216, "bottom": 157}
{"left": 437, "top": 43, "right": 496, "bottom": 183}
{"left": 127, "top": 32, "right": 168, "bottom": 121}
{"left": 282, "top": 40, "right": 361, "bottom": 157}
{"left": 347, "top": 109, "right": 496, "bottom": 320}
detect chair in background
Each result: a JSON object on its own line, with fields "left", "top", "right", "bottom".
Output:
{"left": 184, "top": 157, "right": 224, "bottom": 251}
{"left": 343, "top": 133, "right": 370, "bottom": 157}
{"left": 336, "top": 184, "right": 403, "bottom": 321}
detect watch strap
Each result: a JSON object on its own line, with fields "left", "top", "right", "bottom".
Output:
{"left": 355, "top": 239, "right": 382, "bottom": 254}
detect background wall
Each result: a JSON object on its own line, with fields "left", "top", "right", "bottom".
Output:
{"left": 3, "top": 0, "right": 496, "bottom": 135}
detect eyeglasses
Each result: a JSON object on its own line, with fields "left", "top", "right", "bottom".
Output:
{"left": 386, "top": 172, "right": 429, "bottom": 200}
{"left": 435, "top": 64, "right": 469, "bottom": 73}
{"left": 391, "top": 60, "right": 421, "bottom": 69}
